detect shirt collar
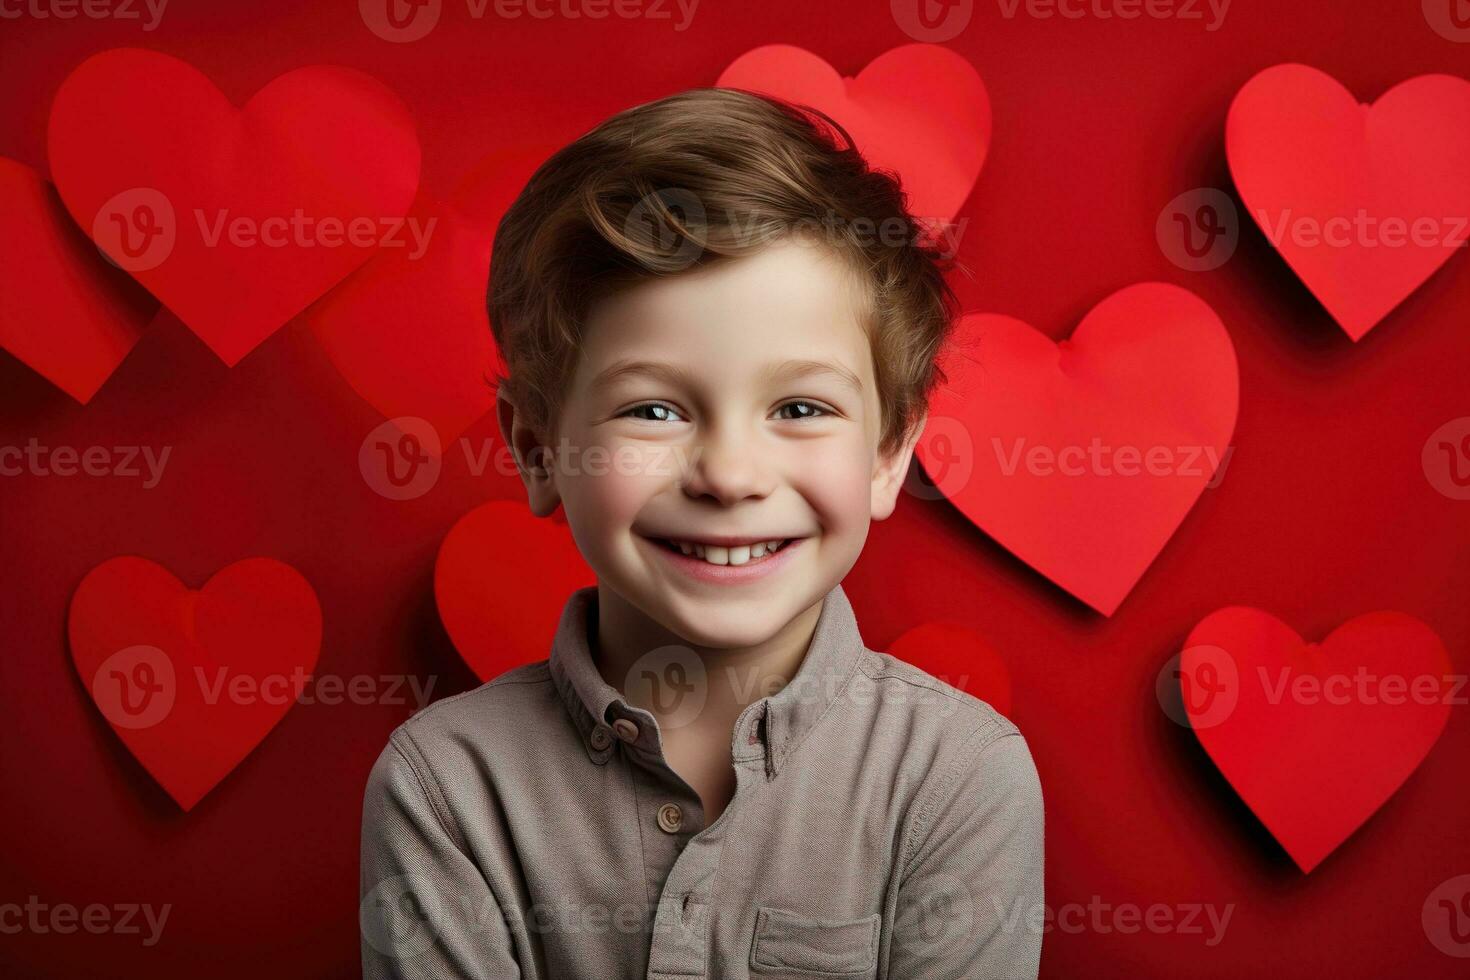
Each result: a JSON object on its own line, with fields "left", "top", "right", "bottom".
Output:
{"left": 548, "top": 582, "right": 867, "bottom": 778}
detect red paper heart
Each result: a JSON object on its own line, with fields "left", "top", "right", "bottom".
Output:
{"left": 1227, "top": 64, "right": 1470, "bottom": 341}
{"left": 717, "top": 43, "right": 990, "bottom": 222}
{"left": 888, "top": 622, "right": 1012, "bottom": 717}
{"left": 917, "top": 283, "right": 1239, "bottom": 615}
{"left": 68, "top": 557, "right": 322, "bottom": 811}
{"left": 435, "top": 501, "right": 595, "bottom": 681}
{"left": 1181, "top": 608, "right": 1452, "bottom": 872}
{"left": 0, "top": 157, "right": 157, "bottom": 402}
{"left": 47, "top": 48, "right": 421, "bottom": 366}
{"left": 306, "top": 146, "right": 551, "bottom": 447}
{"left": 307, "top": 196, "right": 496, "bottom": 448}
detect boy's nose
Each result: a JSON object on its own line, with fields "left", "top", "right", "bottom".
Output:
{"left": 677, "top": 433, "right": 776, "bottom": 505}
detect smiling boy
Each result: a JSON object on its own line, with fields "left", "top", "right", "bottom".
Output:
{"left": 361, "top": 87, "right": 1044, "bottom": 979}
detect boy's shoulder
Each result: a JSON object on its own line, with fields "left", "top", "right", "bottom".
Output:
{"left": 854, "top": 646, "right": 1020, "bottom": 743}
{"left": 384, "top": 659, "right": 562, "bottom": 751}
{"left": 854, "top": 649, "right": 1040, "bottom": 839}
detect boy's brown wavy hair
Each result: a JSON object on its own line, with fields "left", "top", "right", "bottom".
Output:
{"left": 487, "top": 86, "right": 963, "bottom": 458}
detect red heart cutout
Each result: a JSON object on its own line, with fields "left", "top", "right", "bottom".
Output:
{"left": 917, "top": 283, "right": 1239, "bottom": 615}
{"left": 435, "top": 501, "right": 595, "bottom": 681}
{"left": 717, "top": 44, "right": 990, "bottom": 222}
{"left": 0, "top": 157, "right": 157, "bottom": 402}
{"left": 1227, "top": 65, "right": 1470, "bottom": 341}
{"left": 68, "top": 557, "right": 322, "bottom": 811}
{"left": 306, "top": 146, "right": 551, "bottom": 446}
{"left": 307, "top": 196, "right": 497, "bottom": 448}
{"left": 47, "top": 48, "right": 421, "bottom": 366}
{"left": 1181, "top": 608, "right": 1452, "bottom": 872}
{"left": 888, "top": 622, "right": 1013, "bottom": 717}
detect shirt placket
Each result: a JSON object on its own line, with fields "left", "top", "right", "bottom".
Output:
{"left": 605, "top": 702, "right": 765, "bottom": 980}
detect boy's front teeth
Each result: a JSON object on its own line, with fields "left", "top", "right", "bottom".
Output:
{"left": 671, "top": 539, "right": 784, "bottom": 565}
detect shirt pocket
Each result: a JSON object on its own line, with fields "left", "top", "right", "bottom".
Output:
{"left": 749, "top": 905, "right": 880, "bottom": 976}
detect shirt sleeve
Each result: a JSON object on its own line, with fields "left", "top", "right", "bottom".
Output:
{"left": 360, "top": 731, "right": 523, "bottom": 979}
{"left": 889, "top": 727, "right": 1045, "bottom": 979}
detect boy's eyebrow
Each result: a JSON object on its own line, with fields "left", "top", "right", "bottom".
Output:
{"left": 593, "top": 358, "right": 863, "bottom": 394}
{"left": 764, "top": 358, "right": 864, "bottom": 394}
{"left": 593, "top": 359, "right": 698, "bottom": 390}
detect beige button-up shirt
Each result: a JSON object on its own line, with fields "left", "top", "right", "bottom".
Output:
{"left": 360, "top": 582, "right": 1044, "bottom": 978}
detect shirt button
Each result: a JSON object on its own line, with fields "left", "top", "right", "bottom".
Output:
{"left": 612, "top": 718, "right": 640, "bottom": 743}
{"left": 657, "top": 802, "right": 683, "bottom": 834}
{"left": 589, "top": 725, "right": 612, "bottom": 750}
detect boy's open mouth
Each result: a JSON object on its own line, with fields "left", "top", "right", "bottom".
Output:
{"left": 643, "top": 535, "right": 797, "bottom": 568}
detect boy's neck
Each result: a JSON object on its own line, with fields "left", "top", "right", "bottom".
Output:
{"left": 591, "top": 583, "right": 825, "bottom": 728}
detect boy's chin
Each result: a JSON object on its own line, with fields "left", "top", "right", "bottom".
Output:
{"left": 673, "top": 616, "right": 785, "bottom": 651}
{"left": 648, "top": 585, "right": 826, "bottom": 650}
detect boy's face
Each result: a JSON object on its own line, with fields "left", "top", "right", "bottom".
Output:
{"left": 501, "top": 236, "right": 922, "bottom": 649}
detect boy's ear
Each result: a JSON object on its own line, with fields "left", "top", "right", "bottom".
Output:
{"left": 871, "top": 412, "right": 925, "bottom": 522}
{"left": 496, "top": 391, "right": 562, "bottom": 518}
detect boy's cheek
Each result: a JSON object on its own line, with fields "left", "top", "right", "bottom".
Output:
{"left": 794, "top": 445, "right": 878, "bottom": 516}
{"left": 562, "top": 477, "right": 643, "bottom": 535}
{"left": 561, "top": 438, "right": 693, "bottom": 487}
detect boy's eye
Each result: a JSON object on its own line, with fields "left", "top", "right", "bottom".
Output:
{"left": 621, "top": 402, "right": 686, "bottom": 423}
{"left": 619, "top": 400, "right": 831, "bottom": 423}
{"left": 774, "top": 400, "right": 829, "bottom": 421}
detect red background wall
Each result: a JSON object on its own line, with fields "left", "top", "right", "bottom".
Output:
{"left": 2, "top": 1, "right": 1467, "bottom": 976}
